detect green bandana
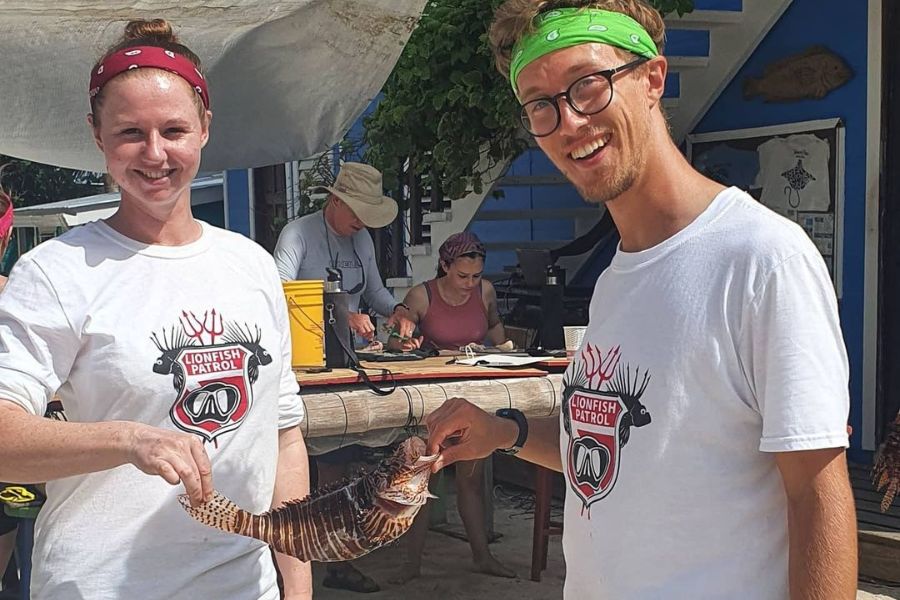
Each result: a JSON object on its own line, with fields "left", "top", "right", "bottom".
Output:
{"left": 509, "top": 8, "right": 659, "bottom": 98}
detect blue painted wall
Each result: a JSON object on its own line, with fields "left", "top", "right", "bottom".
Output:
{"left": 693, "top": 0, "right": 870, "bottom": 456}
{"left": 224, "top": 169, "right": 252, "bottom": 237}
{"left": 472, "top": 150, "right": 587, "bottom": 276}
{"left": 693, "top": 0, "right": 742, "bottom": 9}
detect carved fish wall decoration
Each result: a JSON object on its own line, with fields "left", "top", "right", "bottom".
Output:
{"left": 743, "top": 45, "right": 852, "bottom": 103}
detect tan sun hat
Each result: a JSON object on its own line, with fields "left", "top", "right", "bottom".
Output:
{"left": 316, "top": 162, "right": 398, "bottom": 228}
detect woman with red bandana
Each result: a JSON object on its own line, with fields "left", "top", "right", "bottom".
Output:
{"left": 388, "top": 232, "right": 514, "bottom": 582}
{"left": 0, "top": 20, "right": 310, "bottom": 600}
{"left": 389, "top": 232, "right": 507, "bottom": 353}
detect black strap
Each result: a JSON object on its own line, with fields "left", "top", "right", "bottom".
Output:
{"left": 331, "top": 320, "right": 396, "bottom": 396}
{"left": 351, "top": 363, "right": 396, "bottom": 396}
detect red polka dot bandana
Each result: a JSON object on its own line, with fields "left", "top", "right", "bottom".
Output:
{"left": 89, "top": 46, "right": 210, "bottom": 109}
{"left": 439, "top": 232, "right": 486, "bottom": 264}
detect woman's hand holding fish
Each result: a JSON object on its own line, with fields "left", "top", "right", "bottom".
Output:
{"left": 127, "top": 423, "right": 213, "bottom": 506}
{"left": 424, "top": 397, "right": 519, "bottom": 471}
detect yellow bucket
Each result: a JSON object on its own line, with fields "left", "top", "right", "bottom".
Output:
{"left": 282, "top": 280, "right": 325, "bottom": 369}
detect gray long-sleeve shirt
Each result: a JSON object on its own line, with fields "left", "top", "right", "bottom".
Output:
{"left": 272, "top": 210, "right": 397, "bottom": 317}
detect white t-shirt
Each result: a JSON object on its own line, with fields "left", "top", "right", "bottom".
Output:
{"left": 560, "top": 188, "right": 849, "bottom": 599}
{"left": 0, "top": 220, "right": 303, "bottom": 600}
{"left": 757, "top": 134, "right": 831, "bottom": 218}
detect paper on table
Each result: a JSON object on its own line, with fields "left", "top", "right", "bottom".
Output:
{"left": 454, "top": 355, "right": 546, "bottom": 367}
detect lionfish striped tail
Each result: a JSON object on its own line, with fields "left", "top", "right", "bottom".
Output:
{"left": 178, "top": 491, "right": 248, "bottom": 535}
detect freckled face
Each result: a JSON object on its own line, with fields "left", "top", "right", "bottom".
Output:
{"left": 91, "top": 70, "right": 209, "bottom": 221}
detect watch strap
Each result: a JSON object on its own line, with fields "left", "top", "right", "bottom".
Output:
{"left": 495, "top": 408, "right": 528, "bottom": 455}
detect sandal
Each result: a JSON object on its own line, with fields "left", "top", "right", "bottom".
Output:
{"left": 322, "top": 566, "right": 380, "bottom": 594}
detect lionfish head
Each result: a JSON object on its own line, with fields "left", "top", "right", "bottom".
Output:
{"left": 373, "top": 436, "right": 439, "bottom": 509}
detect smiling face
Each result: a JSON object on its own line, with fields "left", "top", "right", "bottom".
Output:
{"left": 89, "top": 70, "right": 210, "bottom": 223}
{"left": 516, "top": 43, "right": 662, "bottom": 204}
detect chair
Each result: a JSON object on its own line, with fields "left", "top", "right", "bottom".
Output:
{"left": 531, "top": 464, "right": 563, "bottom": 582}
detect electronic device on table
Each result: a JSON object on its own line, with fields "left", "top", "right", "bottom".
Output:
{"left": 516, "top": 248, "right": 554, "bottom": 288}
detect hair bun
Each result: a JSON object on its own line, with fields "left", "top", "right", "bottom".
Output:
{"left": 123, "top": 19, "right": 178, "bottom": 44}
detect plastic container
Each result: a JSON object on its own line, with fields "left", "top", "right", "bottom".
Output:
{"left": 282, "top": 279, "right": 325, "bottom": 368}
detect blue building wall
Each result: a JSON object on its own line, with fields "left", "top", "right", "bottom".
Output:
{"left": 693, "top": 0, "right": 742, "bottom": 9}
{"left": 224, "top": 169, "right": 253, "bottom": 238}
{"left": 472, "top": 151, "right": 587, "bottom": 276}
{"left": 692, "top": 0, "right": 870, "bottom": 456}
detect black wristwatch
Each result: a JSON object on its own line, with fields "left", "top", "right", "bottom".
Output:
{"left": 393, "top": 302, "right": 410, "bottom": 313}
{"left": 495, "top": 408, "right": 528, "bottom": 455}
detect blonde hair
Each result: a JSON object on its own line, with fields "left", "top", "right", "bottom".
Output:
{"left": 489, "top": 0, "right": 666, "bottom": 79}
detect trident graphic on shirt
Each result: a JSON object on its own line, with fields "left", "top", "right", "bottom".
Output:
{"left": 562, "top": 343, "right": 652, "bottom": 510}
{"left": 151, "top": 310, "right": 272, "bottom": 445}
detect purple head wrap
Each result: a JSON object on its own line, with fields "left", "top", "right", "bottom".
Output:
{"left": 439, "top": 232, "right": 486, "bottom": 265}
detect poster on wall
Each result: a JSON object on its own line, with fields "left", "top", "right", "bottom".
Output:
{"left": 686, "top": 118, "right": 845, "bottom": 298}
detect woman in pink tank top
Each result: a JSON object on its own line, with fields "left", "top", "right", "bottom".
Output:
{"left": 389, "top": 232, "right": 506, "bottom": 352}
{"left": 387, "top": 232, "right": 514, "bottom": 582}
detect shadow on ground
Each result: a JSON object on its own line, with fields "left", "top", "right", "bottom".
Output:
{"left": 313, "top": 484, "right": 565, "bottom": 600}
{"left": 311, "top": 481, "right": 899, "bottom": 600}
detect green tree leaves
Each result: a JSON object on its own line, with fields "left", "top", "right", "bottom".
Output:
{"left": 364, "top": 0, "right": 692, "bottom": 200}
{"left": 364, "top": 0, "right": 523, "bottom": 200}
{"left": 0, "top": 156, "right": 103, "bottom": 207}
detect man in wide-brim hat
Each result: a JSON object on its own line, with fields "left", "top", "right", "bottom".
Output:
{"left": 274, "top": 161, "right": 415, "bottom": 341}
{"left": 314, "top": 162, "right": 398, "bottom": 228}
{"left": 273, "top": 161, "right": 416, "bottom": 593}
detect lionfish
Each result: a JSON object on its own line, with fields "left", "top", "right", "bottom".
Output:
{"left": 178, "top": 436, "right": 438, "bottom": 561}
{"left": 873, "top": 411, "right": 900, "bottom": 513}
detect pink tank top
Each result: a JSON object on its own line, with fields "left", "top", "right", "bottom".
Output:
{"left": 419, "top": 279, "right": 489, "bottom": 350}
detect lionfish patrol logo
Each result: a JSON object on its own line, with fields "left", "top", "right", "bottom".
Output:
{"left": 151, "top": 309, "right": 272, "bottom": 445}
{"left": 561, "top": 343, "right": 652, "bottom": 512}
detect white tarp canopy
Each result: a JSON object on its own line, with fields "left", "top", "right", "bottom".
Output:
{"left": 0, "top": 0, "right": 425, "bottom": 172}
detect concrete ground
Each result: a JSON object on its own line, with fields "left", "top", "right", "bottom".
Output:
{"left": 861, "top": 583, "right": 900, "bottom": 600}
{"left": 312, "top": 481, "right": 899, "bottom": 600}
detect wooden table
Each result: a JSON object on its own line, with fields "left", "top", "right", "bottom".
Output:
{"left": 531, "top": 357, "right": 570, "bottom": 370}
{"left": 294, "top": 356, "right": 562, "bottom": 446}
{"left": 295, "top": 356, "right": 548, "bottom": 388}
{"left": 296, "top": 356, "right": 563, "bottom": 546}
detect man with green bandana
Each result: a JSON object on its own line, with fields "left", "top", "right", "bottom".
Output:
{"left": 424, "top": 1, "right": 858, "bottom": 598}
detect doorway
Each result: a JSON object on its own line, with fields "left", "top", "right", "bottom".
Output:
{"left": 877, "top": 0, "right": 900, "bottom": 443}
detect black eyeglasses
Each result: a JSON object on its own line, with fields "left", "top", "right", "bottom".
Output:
{"left": 520, "top": 57, "right": 649, "bottom": 137}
